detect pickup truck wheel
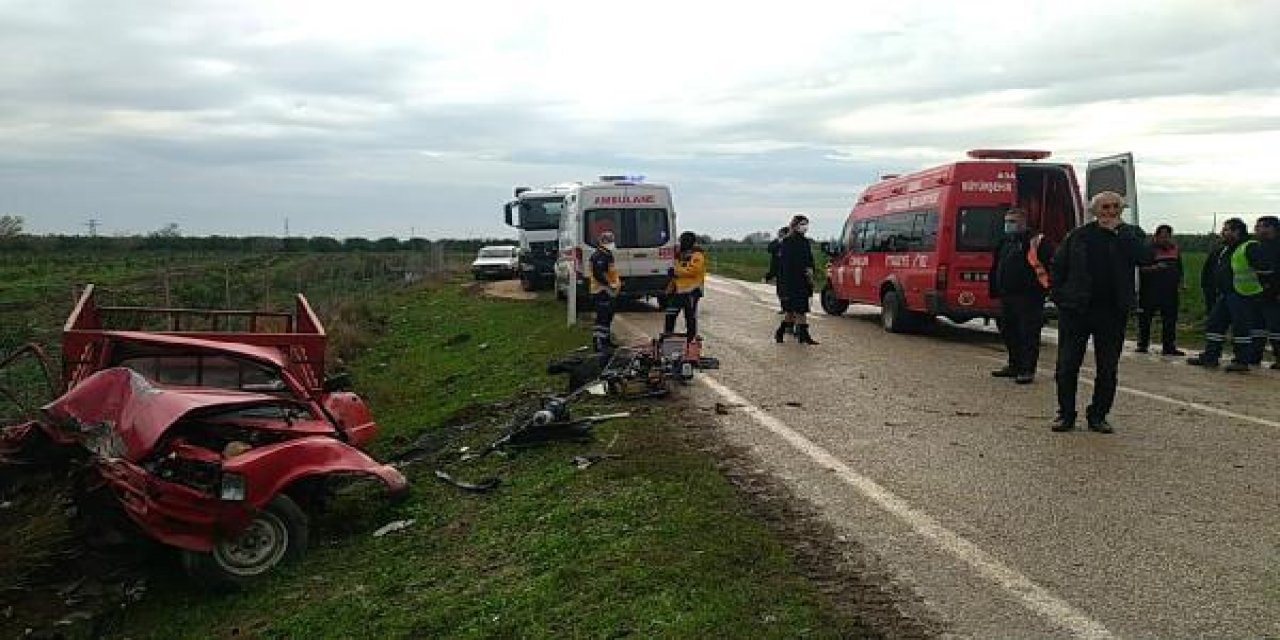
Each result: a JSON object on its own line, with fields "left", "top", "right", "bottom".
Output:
{"left": 820, "top": 285, "right": 849, "bottom": 316}
{"left": 881, "top": 290, "right": 907, "bottom": 333}
{"left": 182, "top": 495, "right": 309, "bottom": 589}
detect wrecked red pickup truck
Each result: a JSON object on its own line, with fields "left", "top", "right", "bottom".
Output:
{"left": 1, "top": 285, "right": 407, "bottom": 587}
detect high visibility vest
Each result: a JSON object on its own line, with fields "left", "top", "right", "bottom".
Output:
{"left": 1026, "top": 234, "right": 1049, "bottom": 289}
{"left": 589, "top": 249, "right": 621, "bottom": 295}
{"left": 1230, "top": 240, "right": 1263, "bottom": 296}
{"left": 670, "top": 249, "right": 707, "bottom": 294}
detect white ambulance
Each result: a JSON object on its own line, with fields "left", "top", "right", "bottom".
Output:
{"left": 554, "top": 176, "right": 678, "bottom": 301}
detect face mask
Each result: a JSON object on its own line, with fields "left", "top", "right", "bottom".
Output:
{"left": 795, "top": 223, "right": 809, "bottom": 235}
{"left": 1003, "top": 221, "right": 1020, "bottom": 235}
{"left": 602, "top": 242, "right": 616, "bottom": 251}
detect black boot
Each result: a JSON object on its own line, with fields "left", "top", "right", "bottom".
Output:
{"left": 775, "top": 321, "right": 793, "bottom": 343}
{"left": 795, "top": 324, "right": 819, "bottom": 345}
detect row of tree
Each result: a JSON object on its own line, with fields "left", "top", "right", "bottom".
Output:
{"left": 0, "top": 232, "right": 518, "bottom": 253}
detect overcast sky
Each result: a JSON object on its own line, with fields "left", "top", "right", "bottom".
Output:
{"left": 2, "top": 0, "right": 1278, "bottom": 239}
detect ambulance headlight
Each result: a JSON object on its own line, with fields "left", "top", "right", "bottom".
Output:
{"left": 219, "top": 472, "right": 247, "bottom": 501}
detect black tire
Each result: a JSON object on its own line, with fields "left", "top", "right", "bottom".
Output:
{"left": 820, "top": 284, "right": 849, "bottom": 316}
{"left": 182, "top": 495, "right": 309, "bottom": 589}
{"left": 880, "top": 289, "right": 908, "bottom": 333}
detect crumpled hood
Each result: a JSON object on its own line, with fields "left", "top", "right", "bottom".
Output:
{"left": 42, "top": 367, "right": 288, "bottom": 461}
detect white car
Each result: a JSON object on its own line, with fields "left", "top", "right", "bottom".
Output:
{"left": 471, "top": 245, "right": 519, "bottom": 280}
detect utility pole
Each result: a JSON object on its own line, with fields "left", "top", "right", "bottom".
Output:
{"left": 84, "top": 218, "right": 100, "bottom": 237}
{"left": 284, "top": 217, "right": 290, "bottom": 238}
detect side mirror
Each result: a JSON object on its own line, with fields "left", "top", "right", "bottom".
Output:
{"left": 503, "top": 202, "right": 515, "bottom": 227}
{"left": 323, "top": 372, "right": 353, "bottom": 392}
{"left": 820, "top": 241, "right": 840, "bottom": 257}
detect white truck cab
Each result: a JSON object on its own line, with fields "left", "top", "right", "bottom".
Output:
{"left": 554, "top": 176, "right": 678, "bottom": 300}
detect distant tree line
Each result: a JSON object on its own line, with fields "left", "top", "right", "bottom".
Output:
{"left": 0, "top": 234, "right": 519, "bottom": 253}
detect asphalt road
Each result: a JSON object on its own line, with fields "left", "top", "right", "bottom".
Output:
{"left": 616, "top": 275, "right": 1280, "bottom": 639}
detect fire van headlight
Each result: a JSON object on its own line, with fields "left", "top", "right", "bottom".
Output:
{"left": 219, "top": 472, "right": 247, "bottom": 501}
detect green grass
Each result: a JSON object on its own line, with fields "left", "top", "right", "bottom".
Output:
{"left": 62, "top": 280, "right": 864, "bottom": 639}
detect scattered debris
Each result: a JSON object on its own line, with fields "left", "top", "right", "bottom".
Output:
{"left": 53, "top": 611, "right": 93, "bottom": 627}
{"left": 784, "top": 401, "right": 803, "bottom": 408}
{"left": 433, "top": 469, "right": 500, "bottom": 493}
{"left": 443, "top": 332, "right": 472, "bottom": 347}
{"left": 954, "top": 410, "right": 980, "bottom": 417}
{"left": 714, "top": 403, "right": 731, "bottom": 415}
{"left": 571, "top": 453, "right": 623, "bottom": 470}
{"left": 372, "top": 519, "right": 417, "bottom": 538}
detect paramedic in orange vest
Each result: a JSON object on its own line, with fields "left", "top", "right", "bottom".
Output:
{"left": 588, "top": 230, "right": 622, "bottom": 353}
{"left": 664, "top": 231, "right": 707, "bottom": 339}
{"left": 987, "top": 207, "right": 1054, "bottom": 385}
{"left": 1136, "top": 224, "right": 1186, "bottom": 355}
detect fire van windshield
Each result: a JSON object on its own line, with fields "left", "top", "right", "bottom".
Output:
{"left": 956, "top": 207, "right": 1005, "bottom": 252}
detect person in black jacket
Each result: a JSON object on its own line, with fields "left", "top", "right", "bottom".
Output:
{"left": 1049, "top": 191, "right": 1153, "bottom": 434}
{"left": 775, "top": 214, "right": 819, "bottom": 345}
{"left": 763, "top": 226, "right": 789, "bottom": 313}
{"left": 988, "top": 208, "right": 1053, "bottom": 384}
{"left": 1254, "top": 216, "right": 1279, "bottom": 368}
{"left": 1136, "top": 224, "right": 1185, "bottom": 355}
{"left": 1200, "top": 237, "right": 1227, "bottom": 313}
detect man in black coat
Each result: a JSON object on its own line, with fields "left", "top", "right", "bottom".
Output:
{"left": 775, "top": 214, "right": 819, "bottom": 345}
{"left": 1049, "top": 191, "right": 1153, "bottom": 434}
{"left": 988, "top": 208, "right": 1053, "bottom": 384}
{"left": 1255, "top": 216, "right": 1279, "bottom": 369}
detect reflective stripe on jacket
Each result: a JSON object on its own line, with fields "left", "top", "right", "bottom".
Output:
{"left": 1027, "top": 234, "right": 1049, "bottom": 289}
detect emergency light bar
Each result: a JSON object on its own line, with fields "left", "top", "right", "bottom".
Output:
{"left": 598, "top": 174, "right": 646, "bottom": 184}
{"left": 966, "top": 149, "right": 1052, "bottom": 160}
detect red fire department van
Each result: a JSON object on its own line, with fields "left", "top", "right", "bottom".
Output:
{"left": 820, "top": 149, "right": 1137, "bottom": 332}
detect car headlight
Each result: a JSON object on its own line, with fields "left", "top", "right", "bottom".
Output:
{"left": 219, "top": 472, "right": 247, "bottom": 501}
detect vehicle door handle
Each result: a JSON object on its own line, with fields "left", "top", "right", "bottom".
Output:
{"left": 633, "top": 253, "right": 648, "bottom": 258}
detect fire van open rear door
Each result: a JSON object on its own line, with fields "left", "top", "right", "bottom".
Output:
{"left": 1086, "top": 153, "right": 1139, "bottom": 226}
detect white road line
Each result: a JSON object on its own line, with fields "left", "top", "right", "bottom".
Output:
{"left": 697, "top": 373, "right": 1117, "bottom": 640}
{"left": 977, "top": 355, "right": 1280, "bottom": 430}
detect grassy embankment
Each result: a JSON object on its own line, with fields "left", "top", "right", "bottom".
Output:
{"left": 2, "top": 250, "right": 867, "bottom": 638}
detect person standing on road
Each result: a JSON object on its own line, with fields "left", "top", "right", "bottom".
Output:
{"left": 1188, "top": 218, "right": 1268, "bottom": 372}
{"left": 588, "top": 230, "right": 621, "bottom": 353}
{"left": 1049, "top": 191, "right": 1153, "bottom": 434}
{"left": 1135, "top": 224, "right": 1186, "bottom": 356}
{"left": 664, "top": 231, "right": 707, "bottom": 339}
{"left": 764, "top": 226, "right": 789, "bottom": 313}
{"left": 988, "top": 208, "right": 1053, "bottom": 384}
{"left": 1249, "top": 216, "right": 1278, "bottom": 369}
{"left": 1200, "top": 235, "right": 1228, "bottom": 316}
{"left": 775, "top": 214, "right": 820, "bottom": 345}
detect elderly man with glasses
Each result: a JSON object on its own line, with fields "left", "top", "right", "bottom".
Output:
{"left": 1048, "top": 191, "right": 1154, "bottom": 434}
